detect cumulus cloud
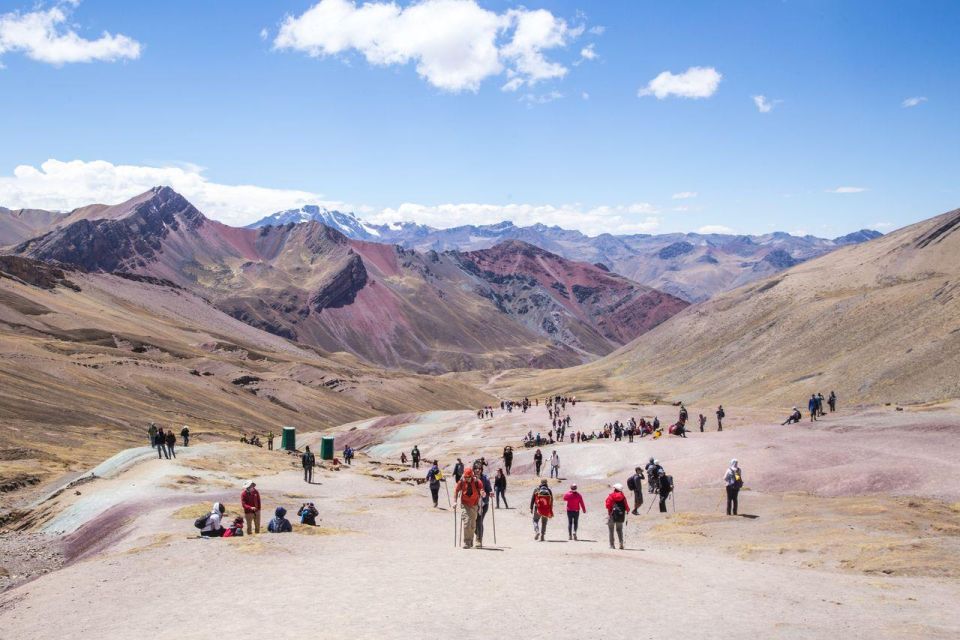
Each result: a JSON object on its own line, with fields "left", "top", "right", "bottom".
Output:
{"left": 698, "top": 224, "right": 734, "bottom": 234}
{"left": 901, "top": 96, "right": 927, "bottom": 108}
{"left": 752, "top": 94, "right": 779, "bottom": 113}
{"left": 826, "top": 186, "right": 868, "bottom": 194}
{"left": 367, "top": 201, "right": 661, "bottom": 236}
{"left": 0, "top": 3, "right": 141, "bottom": 65}
{"left": 579, "top": 43, "right": 597, "bottom": 61}
{"left": 672, "top": 191, "right": 697, "bottom": 200}
{"left": 519, "top": 90, "right": 562, "bottom": 106}
{"left": 639, "top": 66, "right": 721, "bottom": 100}
{"left": 273, "top": 0, "right": 584, "bottom": 93}
{"left": 0, "top": 159, "right": 334, "bottom": 227}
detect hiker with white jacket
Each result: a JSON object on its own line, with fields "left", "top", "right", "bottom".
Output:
{"left": 550, "top": 450, "right": 560, "bottom": 478}
{"left": 724, "top": 459, "right": 743, "bottom": 516}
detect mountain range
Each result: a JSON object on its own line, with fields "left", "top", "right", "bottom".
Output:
{"left": 9, "top": 188, "right": 687, "bottom": 372}
{"left": 247, "top": 206, "right": 882, "bottom": 302}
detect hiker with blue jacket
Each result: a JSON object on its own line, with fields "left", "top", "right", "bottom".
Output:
{"left": 425, "top": 460, "right": 444, "bottom": 508}
{"left": 268, "top": 506, "right": 292, "bottom": 533}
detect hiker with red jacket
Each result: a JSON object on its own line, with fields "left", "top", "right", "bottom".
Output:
{"left": 241, "top": 480, "right": 262, "bottom": 535}
{"left": 605, "top": 484, "right": 630, "bottom": 549}
{"left": 562, "top": 484, "right": 586, "bottom": 540}
{"left": 454, "top": 468, "right": 486, "bottom": 549}
{"left": 530, "top": 479, "right": 554, "bottom": 541}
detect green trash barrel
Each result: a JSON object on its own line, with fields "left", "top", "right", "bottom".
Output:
{"left": 281, "top": 426, "right": 296, "bottom": 451}
{"left": 320, "top": 436, "right": 334, "bottom": 461}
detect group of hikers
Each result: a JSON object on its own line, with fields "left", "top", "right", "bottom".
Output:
{"left": 781, "top": 391, "right": 837, "bottom": 424}
{"left": 147, "top": 423, "right": 189, "bottom": 459}
{"left": 196, "top": 479, "right": 322, "bottom": 538}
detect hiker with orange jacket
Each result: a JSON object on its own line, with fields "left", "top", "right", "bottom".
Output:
{"left": 454, "top": 468, "right": 486, "bottom": 549}
{"left": 241, "top": 480, "right": 262, "bottom": 535}
{"left": 530, "top": 479, "right": 554, "bottom": 541}
{"left": 605, "top": 484, "right": 630, "bottom": 549}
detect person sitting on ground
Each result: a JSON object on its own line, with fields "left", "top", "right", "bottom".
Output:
{"left": 297, "top": 502, "right": 319, "bottom": 526}
{"left": 782, "top": 407, "right": 802, "bottom": 425}
{"left": 222, "top": 516, "right": 245, "bottom": 537}
{"left": 268, "top": 506, "right": 293, "bottom": 533}
{"left": 200, "top": 502, "right": 226, "bottom": 537}
{"left": 605, "top": 484, "right": 630, "bottom": 549}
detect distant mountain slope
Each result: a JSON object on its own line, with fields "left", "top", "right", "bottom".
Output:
{"left": 0, "top": 207, "right": 66, "bottom": 246}
{"left": 12, "top": 188, "right": 686, "bottom": 372}
{"left": 488, "top": 208, "right": 960, "bottom": 407}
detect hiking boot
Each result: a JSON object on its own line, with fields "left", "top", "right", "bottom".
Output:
{"left": 573, "top": 533, "right": 577, "bottom": 540}
{"left": 619, "top": 543, "right": 624, "bottom": 550}
{"left": 569, "top": 533, "right": 572, "bottom": 540}
{"left": 610, "top": 544, "right": 615, "bottom": 549}
{"left": 535, "top": 532, "right": 540, "bottom": 540}
{"left": 539, "top": 534, "right": 545, "bottom": 542}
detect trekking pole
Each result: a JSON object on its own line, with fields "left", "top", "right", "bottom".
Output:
{"left": 453, "top": 505, "right": 458, "bottom": 548}
{"left": 443, "top": 479, "right": 452, "bottom": 508}
{"left": 490, "top": 497, "right": 497, "bottom": 544}
{"left": 646, "top": 496, "right": 657, "bottom": 514}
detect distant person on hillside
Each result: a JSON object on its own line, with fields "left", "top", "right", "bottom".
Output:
{"left": 475, "top": 467, "right": 493, "bottom": 547}
{"left": 716, "top": 406, "right": 725, "bottom": 431}
{"left": 645, "top": 457, "right": 659, "bottom": 494}
{"left": 267, "top": 506, "right": 292, "bottom": 533}
{"left": 605, "top": 484, "right": 630, "bottom": 549}
{"left": 241, "top": 481, "right": 261, "bottom": 535}
{"left": 808, "top": 395, "right": 818, "bottom": 422}
{"left": 401, "top": 452, "right": 408, "bottom": 465}
{"left": 297, "top": 502, "right": 318, "bottom": 526}
{"left": 453, "top": 458, "right": 464, "bottom": 483}
{"left": 147, "top": 422, "right": 158, "bottom": 447}
{"left": 530, "top": 479, "right": 554, "bottom": 541}
{"left": 454, "top": 468, "right": 485, "bottom": 549}
{"left": 155, "top": 427, "right": 169, "bottom": 459}
{"left": 199, "top": 502, "right": 225, "bottom": 537}
{"left": 724, "top": 460, "right": 743, "bottom": 516}
{"left": 550, "top": 450, "right": 560, "bottom": 478}
{"left": 534, "top": 449, "right": 543, "bottom": 477}
{"left": 563, "top": 484, "right": 586, "bottom": 540}
{"left": 782, "top": 408, "right": 802, "bottom": 425}
{"left": 657, "top": 468, "right": 673, "bottom": 513}
{"left": 494, "top": 468, "right": 508, "bottom": 508}
{"left": 411, "top": 446, "right": 421, "bottom": 469}
{"left": 627, "top": 466, "right": 645, "bottom": 514}
{"left": 180, "top": 425, "right": 190, "bottom": 447}
{"left": 267, "top": 431, "right": 274, "bottom": 451}
{"left": 503, "top": 446, "right": 514, "bottom": 475}
{"left": 699, "top": 414, "right": 707, "bottom": 432}
{"left": 165, "top": 430, "right": 177, "bottom": 459}
{"left": 426, "top": 460, "right": 444, "bottom": 508}
{"left": 301, "top": 446, "right": 316, "bottom": 483}
{"left": 828, "top": 391, "right": 837, "bottom": 413}
{"left": 344, "top": 446, "right": 354, "bottom": 465}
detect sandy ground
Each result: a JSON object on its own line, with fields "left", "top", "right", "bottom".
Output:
{"left": 1, "top": 402, "right": 959, "bottom": 639}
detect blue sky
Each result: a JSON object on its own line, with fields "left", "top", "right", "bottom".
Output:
{"left": 0, "top": 0, "right": 957, "bottom": 236}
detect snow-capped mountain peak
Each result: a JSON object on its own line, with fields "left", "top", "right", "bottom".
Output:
{"left": 247, "top": 206, "right": 382, "bottom": 239}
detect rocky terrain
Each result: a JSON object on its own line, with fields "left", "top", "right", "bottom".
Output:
{"left": 487, "top": 207, "right": 960, "bottom": 408}
{"left": 11, "top": 188, "right": 687, "bottom": 371}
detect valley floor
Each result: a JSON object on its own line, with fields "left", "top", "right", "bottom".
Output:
{"left": 1, "top": 402, "right": 959, "bottom": 639}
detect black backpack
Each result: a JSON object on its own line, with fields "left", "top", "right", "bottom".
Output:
{"left": 194, "top": 514, "right": 209, "bottom": 529}
{"left": 611, "top": 497, "right": 626, "bottom": 523}
{"left": 626, "top": 475, "right": 637, "bottom": 491}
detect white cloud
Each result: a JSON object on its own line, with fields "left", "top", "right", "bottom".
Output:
{"left": 0, "top": 3, "right": 141, "bottom": 65}
{"left": 901, "top": 96, "right": 927, "bottom": 108}
{"left": 273, "top": 0, "right": 583, "bottom": 93}
{"left": 581, "top": 91, "right": 589, "bottom": 100}
{"left": 579, "top": 43, "right": 597, "bottom": 61}
{"left": 0, "top": 159, "right": 335, "bottom": 227}
{"left": 519, "top": 90, "right": 562, "bottom": 106}
{"left": 873, "top": 221, "right": 894, "bottom": 230}
{"left": 698, "top": 225, "right": 734, "bottom": 234}
{"left": 826, "top": 186, "right": 868, "bottom": 194}
{"left": 588, "top": 25, "right": 605, "bottom": 36}
{"left": 672, "top": 191, "right": 697, "bottom": 200}
{"left": 752, "top": 94, "right": 779, "bottom": 113}
{"left": 367, "top": 202, "right": 661, "bottom": 236}
{"left": 638, "top": 66, "right": 721, "bottom": 100}
{"left": 259, "top": 28, "right": 269, "bottom": 41}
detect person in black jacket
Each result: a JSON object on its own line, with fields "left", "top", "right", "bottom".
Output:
{"left": 453, "top": 458, "right": 465, "bottom": 483}
{"left": 503, "top": 446, "right": 514, "bottom": 475}
{"left": 627, "top": 466, "right": 645, "bottom": 514}
{"left": 301, "top": 446, "right": 315, "bottom": 483}
{"left": 533, "top": 449, "right": 543, "bottom": 476}
{"left": 165, "top": 430, "right": 177, "bottom": 459}
{"left": 658, "top": 469, "right": 673, "bottom": 513}
{"left": 494, "top": 468, "right": 508, "bottom": 508}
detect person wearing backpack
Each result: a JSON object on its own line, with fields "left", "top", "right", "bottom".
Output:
{"left": 529, "top": 479, "right": 554, "bottom": 541}
{"left": 425, "top": 460, "right": 444, "bottom": 508}
{"left": 657, "top": 469, "right": 673, "bottom": 513}
{"left": 562, "top": 484, "right": 586, "bottom": 540}
{"left": 147, "top": 422, "right": 158, "bottom": 447}
{"left": 549, "top": 450, "right": 560, "bottom": 478}
{"left": 723, "top": 459, "right": 743, "bottom": 516}
{"left": 533, "top": 449, "right": 543, "bottom": 477}
{"left": 503, "top": 446, "right": 513, "bottom": 475}
{"left": 180, "top": 425, "right": 190, "bottom": 447}
{"left": 627, "top": 466, "right": 645, "bottom": 514}
{"left": 716, "top": 405, "right": 726, "bottom": 431}
{"left": 605, "top": 484, "right": 630, "bottom": 549}
{"left": 267, "top": 506, "right": 292, "bottom": 533}
{"left": 474, "top": 466, "right": 493, "bottom": 547}
{"left": 165, "top": 430, "right": 177, "bottom": 459}
{"left": 411, "top": 446, "right": 421, "bottom": 469}
{"left": 453, "top": 458, "right": 465, "bottom": 483}
{"left": 198, "top": 502, "right": 225, "bottom": 537}
{"left": 494, "top": 468, "right": 508, "bottom": 508}
{"left": 645, "top": 458, "right": 660, "bottom": 494}
{"left": 298, "top": 503, "right": 318, "bottom": 526}
{"left": 302, "top": 446, "right": 316, "bottom": 483}
{"left": 241, "top": 481, "right": 261, "bottom": 535}
{"left": 454, "top": 468, "right": 486, "bottom": 549}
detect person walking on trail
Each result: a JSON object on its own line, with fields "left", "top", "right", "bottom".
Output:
{"left": 426, "top": 460, "right": 444, "bottom": 508}
{"left": 549, "top": 450, "right": 560, "bottom": 478}
{"left": 657, "top": 468, "right": 673, "bottom": 513}
{"left": 411, "top": 446, "right": 421, "bottom": 469}
{"left": 716, "top": 405, "right": 725, "bottom": 431}
{"left": 808, "top": 394, "right": 818, "bottom": 422}
{"left": 453, "top": 458, "right": 465, "bottom": 483}
{"left": 155, "top": 428, "right": 169, "bottom": 459}
{"left": 530, "top": 479, "right": 554, "bottom": 541}
{"left": 563, "top": 484, "right": 586, "bottom": 540}
{"left": 494, "top": 468, "right": 508, "bottom": 508}
{"left": 475, "top": 466, "right": 493, "bottom": 547}
{"left": 301, "top": 446, "right": 316, "bottom": 483}
{"left": 645, "top": 458, "right": 660, "bottom": 494}
{"left": 724, "top": 459, "right": 743, "bottom": 516}
{"left": 454, "top": 468, "right": 486, "bottom": 549}
{"left": 605, "top": 484, "right": 630, "bottom": 549}
{"left": 503, "top": 446, "right": 514, "bottom": 475}
{"left": 817, "top": 393, "right": 825, "bottom": 417}
{"left": 627, "top": 466, "right": 645, "bottom": 514}
{"left": 534, "top": 448, "right": 543, "bottom": 477}
{"left": 148, "top": 423, "right": 158, "bottom": 447}
{"left": 267, "top": 431, "right": 274, "bottom": 451}
{"left": 165, "top": 430, "right": 177, "bottom": 459}
{"left": 828, "top": 391, "right": 837, "bottom": 413}
{"left": 241, "top": 481, "right": 261, "bottom": 535}
{"left": 698, "top": 414, "right": 707, "bottom": 433}
{"left": 180, "top": 425, "right": 190, "bottom": 447}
